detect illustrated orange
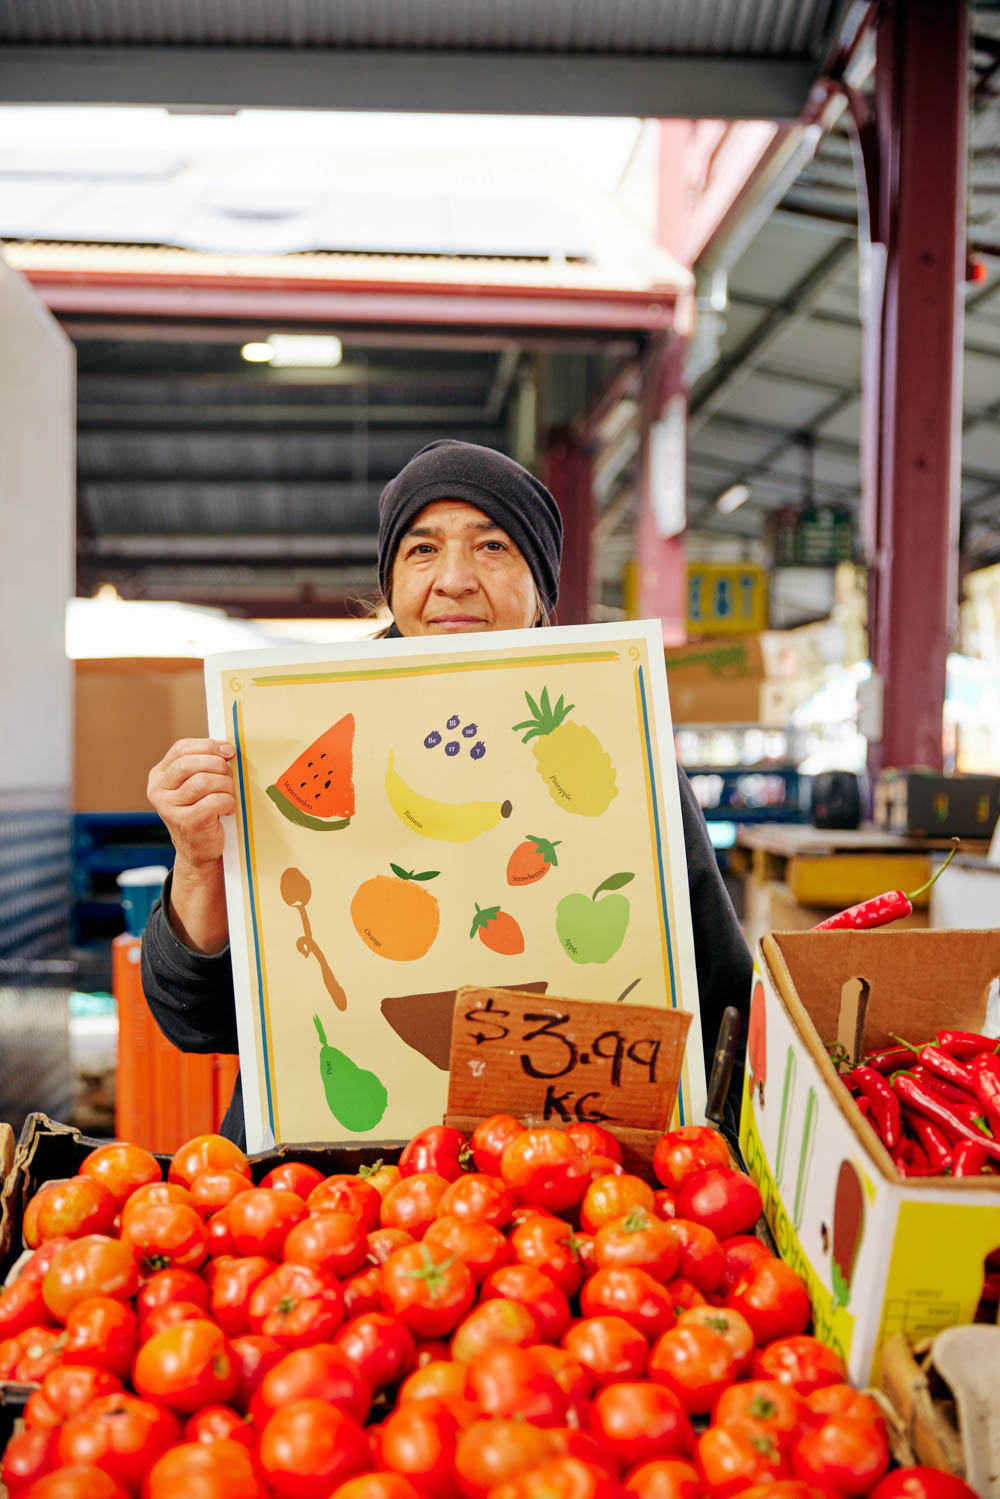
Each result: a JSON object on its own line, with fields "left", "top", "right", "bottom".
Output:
{"left": 351, "top": 865, "right": 441, "bottom": 961}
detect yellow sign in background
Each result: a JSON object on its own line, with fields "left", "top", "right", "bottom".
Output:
{"left": 687, "top": 562, "right": 768, "bottom": 635}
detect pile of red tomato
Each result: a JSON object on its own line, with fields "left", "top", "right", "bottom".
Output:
{"left": 0, "top": 1117, "right": 975, "bottom": 1499}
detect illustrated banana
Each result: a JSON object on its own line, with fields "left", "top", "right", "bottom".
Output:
{"left": 386, "top": 750, "right": 512, "bottom": 842}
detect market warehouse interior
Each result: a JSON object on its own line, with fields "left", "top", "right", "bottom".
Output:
{"left": 3, "top": 7, "right": 1000, "bottom": 1479}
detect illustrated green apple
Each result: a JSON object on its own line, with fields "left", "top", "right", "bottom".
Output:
{"left": 556, "top": 872, "right": 635, "bottom": 965}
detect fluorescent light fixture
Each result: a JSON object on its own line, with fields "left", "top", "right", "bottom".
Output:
{"left": 266, "top": 334, "right": 342, "bottom": 367}
{"left": 716, "top": 482, "right": 751, "bottom": 515}
{"left": 241, "top": 341, "right": 273, "bottom": 363}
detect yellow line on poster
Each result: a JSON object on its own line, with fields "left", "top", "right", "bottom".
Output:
{"left": 251, "top": 650, "right": 619, "bottom": 687}
{"left": 236, "top": 698, "right": 281, "bottom": 1142}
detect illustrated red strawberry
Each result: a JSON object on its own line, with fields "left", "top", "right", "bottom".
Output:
{"left": 470, "top": 903, "right": 525, "bottom": 955}
{"left": 506, "top": 835, "right": 561, "bottom": 887}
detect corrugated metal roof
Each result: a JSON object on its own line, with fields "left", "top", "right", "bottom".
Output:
{"left": 0, "top": 0, "right": 839, "bottom": 57}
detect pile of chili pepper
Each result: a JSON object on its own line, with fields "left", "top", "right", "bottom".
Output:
{"left": 834, "top": 1028, "right": 1000, "bottom": 1179}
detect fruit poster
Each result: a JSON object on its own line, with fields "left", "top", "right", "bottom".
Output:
{"left": 205, "top": 621, "right": 705, "bottom": 1151}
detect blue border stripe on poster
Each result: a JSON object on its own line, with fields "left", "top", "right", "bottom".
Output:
{"left": 233, "top": 698, "right": 275, "bottom": 1135}
{"left": 637, "top": 664, "right": 684, "bottom": 1122}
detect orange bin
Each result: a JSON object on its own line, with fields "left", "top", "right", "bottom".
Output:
{"left": 113, "top": 934, "right": 239, "bottom": 1153}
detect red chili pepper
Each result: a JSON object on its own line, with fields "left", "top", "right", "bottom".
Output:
{"left": 952, "top": 1140, "right": 990, "bottom": 1176}
{"left": 863, "top": 1044, "right": 919, "bottom": 1074}
{"left": 854, "top": 1096, "right": 871, "bottom": 1118}
{"left": 907, "top": 1066, "right": 970, "bottom": 1104}
{"left": 813, "top": 841, "right": 958, "bottom": 931}
{"left": 980, "top": 1272, "right": 1000, "bottom": 1302}
{"left": 918, "top": 1046, "right": 975, "bottom": 1092}
{"left": 891, "top": 1138, "right": 933, "bottom": 1177}
{"left": 893, "top": 1074, "right": 1000, "bottom": 1160}
{"left": 970, "top": 1053, "right": 1000, "bottom": 1132}
{"left": 937, "top": 1029, "right": 1000, "bottom": 1060}
{"left": 906, "top": 1116, "right": 953, "bottom": 1175}
{"left": 849, "top": 1065, "right": 902, "bottom": 1147}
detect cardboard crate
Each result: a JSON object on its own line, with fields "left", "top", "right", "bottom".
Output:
{"left": 75, "top": 658, "right": 208, "bottom": 812}
{"left": 663, "top": 637, "right": 796, "bottom": 727}
{"left": 739, "top": 929, "right": 1000, "bottom": 1387}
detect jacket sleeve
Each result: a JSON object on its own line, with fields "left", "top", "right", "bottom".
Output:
{"left": 140, "top": 869, "right": 240, "bottom": 1056}
{"left": 676, "top": 765, "right": 753, "bottom": 1082}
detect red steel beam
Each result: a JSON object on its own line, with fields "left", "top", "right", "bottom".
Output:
{"left": 635, "top": 335, "right": 687, "bottom": 646}
{"left": 544, "top": 426, "right": 594, "bottom": 626}
{"left": 861, "top": 0, "right": 967, "bottom": 774}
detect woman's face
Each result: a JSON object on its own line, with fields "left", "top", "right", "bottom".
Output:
{"left": 389, "top": 499, "right": 541, "bottom": 636}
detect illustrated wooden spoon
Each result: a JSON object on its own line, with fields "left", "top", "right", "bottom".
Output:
{"left": 280, "top": 867, "right": 348, "bottom": 1012}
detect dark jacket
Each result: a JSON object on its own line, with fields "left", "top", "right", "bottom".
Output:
{"left": 141, "top": 766, "right": 752, "bottom": 1150}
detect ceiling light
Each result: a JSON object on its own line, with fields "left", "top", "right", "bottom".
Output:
{"left": 266, "top": 334, "right": 342, "bottom": 368}
{"left": 716, "top": 482, "right": 751, "bottom": 515}
{"left": 241, "top": 341, "right": 273, "bottom": 363}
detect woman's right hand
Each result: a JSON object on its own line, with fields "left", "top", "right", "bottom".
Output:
{"left": 147, "top": 738, "right": 237, "bottom": 867}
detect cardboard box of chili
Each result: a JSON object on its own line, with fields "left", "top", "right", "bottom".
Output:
{"left": 739, "top": 928, "right": 1000, "bottom": 1387}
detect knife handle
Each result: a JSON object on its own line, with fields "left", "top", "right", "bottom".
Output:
{"left": 707, "top": 1006, "right": 741, "bottom": 1125}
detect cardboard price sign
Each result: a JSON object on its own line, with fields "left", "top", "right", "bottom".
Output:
{"left": 446, "top": 987, "right": 691, "bottom": 1168}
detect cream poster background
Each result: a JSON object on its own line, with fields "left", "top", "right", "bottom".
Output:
{"left": 205, "top": 621, "right": 705, "bottom": 1150}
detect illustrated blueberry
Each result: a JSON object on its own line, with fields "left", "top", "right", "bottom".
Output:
{"left": 470, "top": 741, "right": 486, "bottom": 760}
{"left": 424, "top": 730, "right": 442, "bottom": 749}
{"left": 445, "top": 741, "right": 461, "bottom": 756}
{"left": 446, "top": 714, "right": 461, "bottom": 730}
{"left": 461, "top": 722, "right": 478, "bottom": 738}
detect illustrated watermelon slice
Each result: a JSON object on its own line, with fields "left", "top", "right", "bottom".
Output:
{"left": 267, "top": 714, "right": 355, "bottom": 831}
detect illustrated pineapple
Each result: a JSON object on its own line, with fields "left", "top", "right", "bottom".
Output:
{"left": 512, "top": 686, "right": 618, "bottom": 817}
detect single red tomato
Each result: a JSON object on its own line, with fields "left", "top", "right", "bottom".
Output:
{"left": 226, "top": 1188, "right": 307, "bottom": 1260}
{"left": 423, "top": 1215, "right": 509, "bottom": 1284}
{"left": 79, "top": 1143, "right": 162, "bottom": 1211}
{"left": 136, "top": 1267, "right": 209, "bottom": 1319}
{"left": 0, "top": 1276, "right": 56, "bottom": 1340}
{"left": 342, "top": 1264, "right": 384, "bottom": 1318}
{"left": 480, "top": 1264, "right": 572, "bottom": 1343}
{"left": 398, "top": 1358, "right": 468, "bottom": 1405}
{"left": 258, "top": 1162, "right": 326, "bottom": 1198}
{"left": 62, "top": 1296, "right": 137, "bottom": 1377}
{"left": 465, "top": 1343, "right": 566, "bottom": 1426}
{"left": 23, "top": 1179, "right": 117, "bottom": 1248}
{"left": 580, "top": 1174, "right": 656, "bottom": 1234}
{"left": 251, "top": 1343, "right": 371, "bottom": 1426}
{"left": 367, "top": 1227, "right": 415, "bottom": 1265}
{"left": 168, "top": 1134, "right": 251, "bottom": 1190}
{"left": 399, "top": 1125, "right": 469, "bottom": 1181}
{"left": 228, "top": 1332, "right": 285, "bottom": 1413}
{"left": 376, "top": 1398, "right": 461, "bottom": 1499}
{"left": 488, "top": 1454, "right": 619, "bottom": 1499}
{"left": 662, "top": 1221, "right": 725, "bottom": 1295}
{"left": 751, "top": 1335, "right": 846, "bottom": 1394}
{"left": 24, "top": 1364, "right": 124, "bottom": 1428}
{"left": 648, "top": 1323, "right": 738, "bottom": 1415}
{"left": 306, "top": 1174, "right": 381, "bottom": 1231}
{"left": 719, "top": 1236, "right": 774, "bottom": 1297}
{"left": 0, "top": 1326, "right": 65, "bottom": 1381}
{"left": 868, "top": 1469, "right": 980, "bottom": 1499}
{"left": 792, "top": 1415, "right": 889, "bottom": 1496}
{"left": 500, "top": 1130, "right": 589, "bottom": 1212}
{"left": 16, "top": 1238, "right": 73, "bottom": 1285}
{"left": 119, "top": 1182, "right": 195, "bottom": 1235}
{"left": 696, "top": 1423, "right": 790, "bottom": 1497}
{"left": 585, "top": 1154, "right": 625, "bottom": 1181}
{"left": 139, "top": 1300, "right": 209, "bottom": 1342}
{"left": 381, "top": 1173, "right": 451, "bottom": 1237}
{"left": 509, "top": 1214, "right": 589, "bottom": 1297}
{"left": 42, "top": 1237, "right": 139, "bottom": 1322}
{"left": 330, "top": 1477, "right": 429, "bottom": 1499}
{"left": 437, "top": 1172, "right": 512, "bottom": 1228}
{"left": 623, "top": 1458, "right": 704, "bottom": 1499}
{"left": 676, "top": 1168, "right": 762, "bottom": 1240}
{"left": 653, "top": 1190, "right": 678, "bottom": 1222}
{"left": 189, "top": 1170, "right": 254, "bottom": 1218}
{"left": 260, "top": 1399, "right": 370, "bottom": 1499}
{"left": 17, "top": 1468, "right": 130, "bottom": 1499}
{"left": 530, "top": 1346, "right": 593, "bottom": 1408}
{"left": 132, "top": 1319, "right": 238, "bottom": 1415}
{"left": 119, "top": 1201, "right": 208, "bottom": 1274}
{"left": 567, "top": 1123, "right": 623, "bottom": 1164}
{"left": 561, "top": 1315, "right": 649, "bottom": 1390}
{"left": 451, "top": 1298, "right": 538, "bottom": 1364}
{"left": 589, "top": 1380, "right": 694, "bottom": 1469}
{"left": 677, "top": 1305, "right": 754, "bottom": 1377}
{"left": 665, "top": 1279, "right": 708, "bottom": 1316}
{"left": 283, "top": 1212, "right": 367, "bottom": 1279}
{"left": 247, "top": 1262, "right": 343, "bottom": 1346}
{"left": 453, "top": 1416, "right": 556, "bottom": 1499}
{"left": 332, "top": 1311, "right": 416, "bottom": 1392}
{"left": 56, "top": 1394, "right": 180, "bottom": 1492}
{"left": 206, "top": 1254, "right": 275, "bottom": 1337}
{"left": 357, "top": 1160, "right": 402, "bottom": 1200}
{"left": 593, "top": 1209, "right": 681, "bottom": 1284}
{"left": 803, "top": 1383, "right": 884, "bottom": 1427}
{"left": 714, "top": 1379, "right": 807, "bottom": 1445}
{"left": 653, "top": 1128, "right": 731, "bottom": 1192}
{"left": 146, "top": 1438, "right": 266, "bottom": 1499}
{"left": 380, "top": 1242, "right": 476, "bottom": 1339}
{"left": 205, "top": 1209, "right": 235, "bottom": 1258}
{"left": 580, "top": 1264, "right": 676, "bottom": 1340}
{"left": 471, "top": 1115, "right": 526, "bottom": 1175}
{"left": 183, "top": 1404, "right": 258, "bottom": 1451}
{"left": 1, "top": 1424, "right": 60, "bottom": 1495}
{"left": 726, "top": 1260, "right": 812, "bottom": 1346}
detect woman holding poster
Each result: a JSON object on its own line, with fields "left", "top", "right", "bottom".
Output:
{"left": 143, "top": 440, "right": 751, "bottom": 1147}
